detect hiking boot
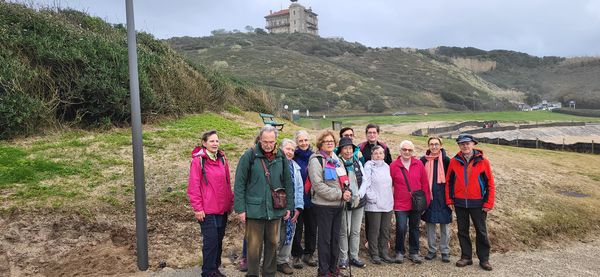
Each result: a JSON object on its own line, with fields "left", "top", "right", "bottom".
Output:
{"left": 239, "top": 257, "right": 248, "bottom": 272}
{"left": 350, "top": 258, "right": 366, "bottom": 268}
{"left": 441, "top": 253, "right": 451, "bottom": 263}
{"left": 338, "top": 259, "right": 348, "bottom": 270}
{"left": 480, "top": 261, "right": 493, "bottom": 271}
{"left": 455, "top": 258, "right": 473, "bottom": 267}
{"left": 409, "top": 254, "right": 423, "bottom": 264}
{"left": 292, "top": 256, "right": 304, "bottom": 269}
{"left": 277, "top": 263, "right": 294, "bottom": 275}
{"left": 425, "top": 251, "right": 437, "bottom": 260}
{"left": 303, "top": 253, "right": 318, "bottom": 267}
{"left": 370, "top": 255, "right": 382, "bottom": 265}
{"left": 395, "top": 252, "right": 404, "bottom": 264}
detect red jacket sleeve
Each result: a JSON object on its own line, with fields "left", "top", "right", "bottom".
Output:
{"left": 187, "top": 157, "right": 204, "bottom": 212}
{"left": 483, "top": 159, "right": 495, "bottom": 210}
{"left": 445, "top": 161, "right": 455, "bottom": 206}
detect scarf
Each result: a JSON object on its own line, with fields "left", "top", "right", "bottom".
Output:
{"left": 424, "top": 152, "right": 446, "bottom": 199}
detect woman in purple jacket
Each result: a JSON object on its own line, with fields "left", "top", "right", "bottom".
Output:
{"left": 188, "top": 130, "right": 234, "bottom": 277}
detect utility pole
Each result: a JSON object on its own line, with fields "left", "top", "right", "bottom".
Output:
{"left": 125, "top": 0, "right": 148, "bottom": 271}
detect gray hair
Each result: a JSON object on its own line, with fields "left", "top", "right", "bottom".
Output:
{"left": 294, "top": 130, "right": 309, "bottom": 143}
{"left": 399, "top": 140, "right": 415, "bottom": 150}
{"left": 259, "top": 124, "right": 278, "bottom": 139}
{"left": 280, "top": 138, "right": 297, "bottom": 150}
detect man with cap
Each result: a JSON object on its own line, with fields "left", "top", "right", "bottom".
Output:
{"left": 445, "top": 134, "right": 495, "bottom": 271}
{"left": 336, "top": 136, "right": 368, "bottom": 270}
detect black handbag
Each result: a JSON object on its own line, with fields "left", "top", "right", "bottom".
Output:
{"left": 400, "top": 167, "right": 427, "bottom": 213}
{"left": 261, "top": 159, "right": 287, "bottom": 209}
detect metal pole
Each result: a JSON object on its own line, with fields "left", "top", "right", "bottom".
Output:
{"left": 125, "top": 0, "right": 148, "bottom": 271}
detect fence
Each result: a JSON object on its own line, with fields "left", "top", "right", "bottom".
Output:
{"left": 473, "top": 137, "right": 599, "bottom": 155}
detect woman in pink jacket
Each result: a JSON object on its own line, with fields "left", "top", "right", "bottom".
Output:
{"left": 390, "top": 140, "right": 431, "bottom": 265}
{"left": 188, "top": 130, "right": 234, "bottom": 277}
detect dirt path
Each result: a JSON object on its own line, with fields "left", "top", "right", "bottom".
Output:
{"left": 153, "top": 238, "right": 600, "bottom": 277}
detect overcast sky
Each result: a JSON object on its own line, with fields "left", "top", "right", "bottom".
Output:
{"left": 18, "top": 0, "right": 600, "bottom": 57}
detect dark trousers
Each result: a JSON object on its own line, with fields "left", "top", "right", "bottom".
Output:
{"left": 314, "top": 204, "right": 343, "bottom": 275}
{"left": 291, "top": 206, "right": 318, "bottom": 257}
{"left": 198, "top": 214, "right": 227, "bottom": 277}
{"left": 366, "top": 211, "right": 393, "bottom": 258}
{"left": 246, "top": 218, "right": 280, "bottom": 277}
{"left": 455, "top": 207, "right": 490, "bottom": 262}
{"left": 394, "top": 210, "right": 421, "bottom": 255}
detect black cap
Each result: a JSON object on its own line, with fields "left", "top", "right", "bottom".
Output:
{"left": 338, "top": 137, "right": 356, "bottom": 152}
{"left": 456, "top": 133, "right": 478, "bottom": 145}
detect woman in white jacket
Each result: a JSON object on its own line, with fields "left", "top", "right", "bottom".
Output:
{"left": 363, "top": 145, "right": 395, "bottom": 265}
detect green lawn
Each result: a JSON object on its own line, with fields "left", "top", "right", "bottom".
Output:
{"left": 297, "top": 110, "right": 600, "bottom": 129}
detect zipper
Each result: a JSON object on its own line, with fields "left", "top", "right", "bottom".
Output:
{"left": 463, "top": 156, "right": 469, "bottom": 208}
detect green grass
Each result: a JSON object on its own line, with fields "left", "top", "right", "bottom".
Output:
{"left": 297, "top": 110, "right": 600, "bottom": 129}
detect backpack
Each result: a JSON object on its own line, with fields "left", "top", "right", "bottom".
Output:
{"left": 303, "top": 156, "right": 323, "bottom": 194}
{"left": 342, "top": 159, "right": 367, "bottom": 210}
{"left": 196, "top": 151, "right": 228, "bottom": 187}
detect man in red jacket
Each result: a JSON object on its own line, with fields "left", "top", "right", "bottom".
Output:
{"left": 445, "top": 134, "right": 495, "bottom": 271}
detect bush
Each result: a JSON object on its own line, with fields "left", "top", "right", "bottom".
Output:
{"left": 552, "top": 108, "right": 600, "bottom": 118}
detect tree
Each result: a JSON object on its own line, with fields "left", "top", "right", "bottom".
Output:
{"left": 210, "top": 29, "right": 228, "bottom": 35}
{"left": 255, "top": 28, "right": 267, "bottom": 35}
{"left": 244, "top": 25, "right": 254, "bottom": 32}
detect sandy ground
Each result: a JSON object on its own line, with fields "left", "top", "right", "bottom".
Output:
{"left": 153, "top": 238, "right": 600, "bottom": 277}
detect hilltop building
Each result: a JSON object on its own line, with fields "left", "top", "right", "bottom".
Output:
{"left": 265, "top": 0, "right": 318, "bottom": 35}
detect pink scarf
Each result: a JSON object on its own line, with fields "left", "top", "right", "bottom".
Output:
{"left": 424, "top": 152, "right": 445, "bottom": 199}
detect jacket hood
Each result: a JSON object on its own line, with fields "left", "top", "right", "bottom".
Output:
{"left": 192, "top": 146, "right": 226, "bottom": 159}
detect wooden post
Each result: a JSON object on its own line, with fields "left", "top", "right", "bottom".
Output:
{"left": 536, "top": 137, "right": 539, "bottom": 149}
{"left": 562, "top": 138, "right": 565, "bottom": 151}
{"left": 497, "top": 137, "right": 500, "bottom": 145}
{"left": 516, "top": 137, "right": 519, "bottom": 147}
{"left": 593, "top": 140, "right": 595, "bottom": 154}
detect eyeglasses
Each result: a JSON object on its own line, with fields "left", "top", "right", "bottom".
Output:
{"left": 429, "top": 143, "right": 440, "bottom": 147}
{"left": 366, "top": 131, "right": 378, "bottom": 135}
{"left": 342, "top": 134, "right": 354, "bottom": 138}
{"left": 400, "top": 148, "right": 414, "bottom": 152}
{"left": 322, "top": 140, "right": 335, "bottom": 144}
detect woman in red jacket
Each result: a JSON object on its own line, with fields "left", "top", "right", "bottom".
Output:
{"left": 390, "top": 140, "right": 431, "bottom": 264}
{"left": 188, "top": 130, "right": 234, "bottom": 277}
{"left": 445, "top": 134, "right": 495, "bottom": 271}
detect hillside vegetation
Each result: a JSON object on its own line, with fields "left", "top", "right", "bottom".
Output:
{"left": 0, "top": 2, "right": 273, "bottom": 139}
{"left": 167, "top": 33, "right": 518, "bottom": 114}
{"left": 436, "top": 46, "right": 600, "bottom": 108}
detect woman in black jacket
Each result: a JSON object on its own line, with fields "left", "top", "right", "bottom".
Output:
{"left": 420, "top": 136, "right": 452, "bottom": 263}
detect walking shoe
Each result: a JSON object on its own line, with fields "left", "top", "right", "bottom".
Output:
{"left": 338, "top": 259, "right": 348, "bottom": 270}
{"left": 334, "top": 268, "right": 349, "bottom": 277}
{"left": 441, "top": 253, "right": 451, "bottom": 263}
{"left": 277, "top": 263, "right": 294, "bottom": 275}
{"left": 380, "top": 253, "right": 395, "bottom": 264}
{"left": 425, "top": 252, "right": 437, "bottom": 260}
{"left": 370, "top": 255, "right": 382, "bottom": 265}
{"left": 455, "top": 258, "right": 473, "bottom": 267}
{"left": 303, "top": 253, "right": 318, "bottom": 267}
{"left": 395, "top": 252, "right": 404, "bottom": 264}
{"left": 239, "top": 257, "right": 248, "bottom": 272}
{"left": 292, "top": 256, "right": 304, "bottom": 269}
{"left": 409, "top": 254, "right": 423, "bottom": 264}
{"left": 350, "top": 258, "right": 366, "bottom": 268}
{"left": 480, "top": 261, "right": 493, "bottom": 271}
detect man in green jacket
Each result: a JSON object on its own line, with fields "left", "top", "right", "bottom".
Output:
{"left": 234, "top": 125, "right": 294, "bottom": 277}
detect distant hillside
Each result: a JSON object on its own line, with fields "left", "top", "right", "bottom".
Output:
{"left": 0, "top": 3, "right": 273, "bottom": 139}
{"left": 167, "top": 33, "right": 519, "bottom": 113}
{"left": 436, "top": 46, "right": 600, "bottom": 108}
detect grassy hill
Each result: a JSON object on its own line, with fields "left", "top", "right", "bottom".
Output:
{"left": 436, "top": 46, "right": 600, "bottom": 108}
{"left": 166, "top": 33, "right": 518, "bottom": 114}
{"left": 0, "top": 2, "right": 273, "bottom": 140}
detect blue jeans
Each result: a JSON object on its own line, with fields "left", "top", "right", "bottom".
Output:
{"left": 198, "top": 214, "right": 227, "bottom": 276}
{"left": 394, "top": 210, "right": 420, "bottom": 255}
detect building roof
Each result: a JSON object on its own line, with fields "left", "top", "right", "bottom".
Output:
{"left": 265, "top": 9, "right": 289, "bottom": 18}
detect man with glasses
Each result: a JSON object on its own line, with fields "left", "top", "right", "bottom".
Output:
{"left": 359, "top": 124, "right": 392, "bottom": 165}
{"left": 234, "top": 125, "right": 294, "bottom": 277}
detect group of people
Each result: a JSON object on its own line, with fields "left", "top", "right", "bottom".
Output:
{"left": 187, "top": 124, "right": 495, "bottom": 277}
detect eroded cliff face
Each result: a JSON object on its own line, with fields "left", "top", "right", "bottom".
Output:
{"left": 451, "top": 57, "right": 497, "bottom": 72}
